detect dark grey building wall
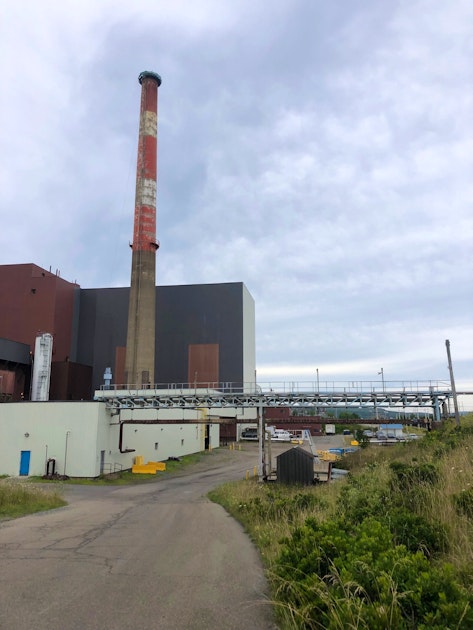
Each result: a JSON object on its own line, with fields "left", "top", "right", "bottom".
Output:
{"left": 0, "top": 337, "right": 30, "bottom": 364}
{"left": 156, "top": 283, "right": 243, "bottom": 386}
{"left": 76, "top": 282, "right": 245, "bottom": 392}
{"left": 76, "top": 287, "right": 129, "bottom": 391}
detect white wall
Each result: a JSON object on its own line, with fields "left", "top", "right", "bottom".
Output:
{"left": 0, "top": 402, "right": 220, "bottom": 477}
{"left": 108, "top": 407, "right": 219, "bottom": 474}
{"left": 0, "top": 402, "right": 100, "bottom": 477}
{"left": 242, "top": 283, "right": 256, "bottom": 389}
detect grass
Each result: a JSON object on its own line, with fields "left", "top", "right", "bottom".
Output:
{"left": 0, "top": 479, "right": 66, "bottom": 518}
{"left": 28, "top": 451, "right": 209, "bottom": 485}
{"left": 209, "top": 478, "right": 339, "bottom": 566}
{"left": 3, "top": 451, "right": 212, "bottom": 519}
{"left": 209, "top": 415, "right": 473, "bottom": 628}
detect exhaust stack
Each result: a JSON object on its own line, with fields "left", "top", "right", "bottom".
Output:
{"left": 125, "top": 71, "right": 162, "bottom": 387}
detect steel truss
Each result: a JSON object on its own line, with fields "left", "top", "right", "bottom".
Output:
{"left": 95, "top": 381, "right": 455, "bottom": 421}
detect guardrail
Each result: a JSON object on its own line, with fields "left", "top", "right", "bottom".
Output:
{"left": 100, "top": 380, "right": 452, "bottom": 394}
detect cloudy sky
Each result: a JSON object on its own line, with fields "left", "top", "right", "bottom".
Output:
{"left": 1, "top": 0, "right": 472, "bottom": 398}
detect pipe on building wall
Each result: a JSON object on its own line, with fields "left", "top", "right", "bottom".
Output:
{"left": 119, "top": 421, "right": 136, "bottom": 454}
{"left": 118, "top": 418, "right": 185, "bottom": 453}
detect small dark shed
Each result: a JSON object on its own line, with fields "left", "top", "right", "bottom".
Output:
{"left": 276, "top": 447, "right": 314, "bottom": 485}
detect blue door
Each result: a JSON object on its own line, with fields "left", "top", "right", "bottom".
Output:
{"left": 19, "top": 451, "right": 31, "bottom": 476}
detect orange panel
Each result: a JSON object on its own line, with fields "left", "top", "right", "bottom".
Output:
{"left": 188, "top": 344, "right": 219, "bottom": 386}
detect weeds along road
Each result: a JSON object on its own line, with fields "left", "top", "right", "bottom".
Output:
{"left": 0, "top": 446, "right": 277, "bottom": 630}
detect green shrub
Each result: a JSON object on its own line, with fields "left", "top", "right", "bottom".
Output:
{"left": 274, "top": 517, "right": 472, "bottom": 629}
{"left": 452, "top": 488, "right": 473, "bottom": 519}
{"left": 390, "top": 461, "right": 439, "bottom": 489}
{"left": 384, "top": 508, "right": 448, "bottom": 556}
{"left": 336, "top": 466, "right": 393, "bottom": 523}
{"left": 389, "top": 462, "right": 439, "bottom": 511}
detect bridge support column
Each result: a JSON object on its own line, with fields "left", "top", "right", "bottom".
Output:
{"left": 258, "top": 404, "right": 264, "bottom": 482}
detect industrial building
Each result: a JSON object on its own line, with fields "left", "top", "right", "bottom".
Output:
{"left": 0, "top": 263, "right": 255, "bottom": 401}
{"left": 0, "top": 402, "right": 220, "bottom": 477}
{"left": 0, "top": 71, "right": 257, "bottom": 476}
{"left": 0, "top": 263, "right": 256, "bottom": 475}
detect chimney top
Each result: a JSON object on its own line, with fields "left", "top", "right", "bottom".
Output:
{"left": 138, "top": 71, "right": 162, "bottom": 86}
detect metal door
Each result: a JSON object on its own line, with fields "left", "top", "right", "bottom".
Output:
{"left": 19, "top": 451, "right": 31, "bottom": 476}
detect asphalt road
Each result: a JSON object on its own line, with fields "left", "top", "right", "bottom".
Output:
{"left": 0, "top": 446, "right": 277, "bottom": 630}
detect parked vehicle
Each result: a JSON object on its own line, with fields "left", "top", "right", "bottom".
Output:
{"left": 241, "top": 427, "right": 258, "bottom": 439}
{"left": 267, "top": 427, "right": 293, "bottom": 442}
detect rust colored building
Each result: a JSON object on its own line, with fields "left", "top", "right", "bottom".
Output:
{"left": 0, "top": 264, "right": 91, "bottom": 400}
{"left": 0, "top": 263, "right": 78, "bottom": 360}
{"left": 0, "top": 263, "right": 255, "bottom": 402}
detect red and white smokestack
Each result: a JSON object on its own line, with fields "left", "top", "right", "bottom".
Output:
{"left": 133, "top": 71, "right": 162, "bottom": 253}
{"left": 125, "top": 71, "right": 162, "bottom": 388}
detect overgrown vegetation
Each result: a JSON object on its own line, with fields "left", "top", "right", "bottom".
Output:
{"left": 0, "top": 480, "right": 66, "bottom": 518}
{"left": 209, "top": 415, "right": 473, "bottom": 628}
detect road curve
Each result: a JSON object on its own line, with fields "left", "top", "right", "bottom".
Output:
{"left": 0, "top": 447, "right": 277, "bottom": 629}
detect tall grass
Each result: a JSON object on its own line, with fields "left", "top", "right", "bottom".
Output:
{"left": 0, "top": 480, "right": 66, "bottom": 518}
{"left": 210, "top": 415, "right": 473, "bottom": 628}
{"left": 209, "top": 479, "right": 339, "bottom": 565}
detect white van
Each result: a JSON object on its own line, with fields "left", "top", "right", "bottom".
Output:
{"left": 267, "top": 427, "right": 292, "bottom": 442}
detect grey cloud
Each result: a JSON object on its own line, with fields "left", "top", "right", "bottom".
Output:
{"left": 0, "top": 0, "right": 471, "bottom": 401}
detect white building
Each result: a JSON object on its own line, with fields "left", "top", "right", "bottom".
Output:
{"left": 0, "top": 401, "right": 220, "bottom": 477}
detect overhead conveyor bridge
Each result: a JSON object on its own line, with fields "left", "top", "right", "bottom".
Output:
{"left": 94, "top": 380, "right": 468, "bottom": 422}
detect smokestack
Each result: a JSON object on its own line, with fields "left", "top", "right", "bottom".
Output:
{"left": 125, "top": 71, "right": 162, "bottom": 388}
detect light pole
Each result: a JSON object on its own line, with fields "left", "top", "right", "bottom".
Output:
{"left": 378, "top": 368, "right": 385, "bottom": 392}
{"left": 446, "top": 340, "right": 460, "bottom": 427}
{"left": 64, "top": 431, "right": 71, "bottom": 477}
{"left": 316, "top": 369, "right": 320, "bottom": 416}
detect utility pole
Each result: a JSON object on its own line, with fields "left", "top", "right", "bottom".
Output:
{"left": 258, "top": 404, "right": 264, "bottom": 482}
{"left": 378, "top": 368, "right": 385, "bottom": 392}
{"left": 445, "top": 339, "right": 461, "bottom": 427}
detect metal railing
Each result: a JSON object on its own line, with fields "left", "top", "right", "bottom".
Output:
{"left": 99, "top": 380, "right": 452, "bottom": 395}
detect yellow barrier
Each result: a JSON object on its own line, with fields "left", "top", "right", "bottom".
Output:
{"left": 132, "top": 461, "right": 166, "bottom": 474}
{"left": 134, "top": 455, "right": 144, "bottom": 466}
{"left": 317, "top": 451, "right": 341, "bottom": 462}
{"left": 132, "top": 464, "right": 156, "bottom": 474}
{"left": 148, "top": 461, "right": 166, "bottom": 472}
